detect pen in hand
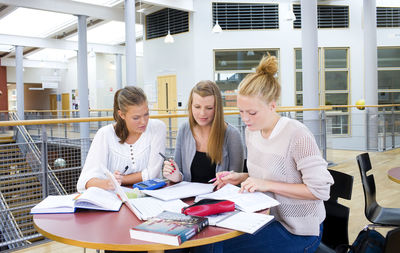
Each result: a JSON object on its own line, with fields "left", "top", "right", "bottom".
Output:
{"left": 208, "top": 171, "right": 231, "bottom": 183}
{"left": 121, "top": 166, "right": 129, "bottom": 175}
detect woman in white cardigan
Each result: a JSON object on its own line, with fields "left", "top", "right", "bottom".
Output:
{"left": 77, "top": 86, "right": 166, "bottom": 192}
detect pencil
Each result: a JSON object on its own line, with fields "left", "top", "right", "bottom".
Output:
{"left": 208, "top": 171, "right": 230, "bottom": 183}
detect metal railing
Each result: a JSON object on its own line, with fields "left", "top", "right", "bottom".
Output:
{"left": 1, "top": 105, "right": 400, "bottom": 251}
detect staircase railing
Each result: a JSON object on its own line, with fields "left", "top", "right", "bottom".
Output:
{"left": 9, "top": 112, "right": 66, "bottom": 195}
{"left": 0, "top": 192, "right": 26, "bottom": 249}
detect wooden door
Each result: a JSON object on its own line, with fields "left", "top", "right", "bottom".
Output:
{"left": 157, "top": 75, "right": 177, "bottom": 144}
{"left": 49, "top": 94, "right": 57, "bottom": 117}
{"left": 61, "top": 93, "right": 70, "bottom": 118}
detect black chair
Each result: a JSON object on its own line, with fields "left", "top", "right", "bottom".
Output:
{"left": 384, "top": 227, "right": 400, "bottom": 253}
{"left": 356, "top": 153, "right": 400, "bottom": 226}
{"left": 316, "top": 169, "right": 354, "bottom": 253}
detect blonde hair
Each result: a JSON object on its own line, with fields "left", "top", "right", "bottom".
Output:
{"left": 113, "top": 86, "right": 147, "bottom": 144}
{"left": 188, "top": 80, "right": 226, "bottom": 164}
{"left": 238, "top": 54, "right": 281, "bottom": 103}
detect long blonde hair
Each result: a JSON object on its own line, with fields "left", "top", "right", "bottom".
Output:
{"left": 238, "top": 54, "right": 281, "bottom": 103}
{"left": 188, "top": 80, "right": 226, "bottom": 164}
{"left": 113, "top": 86, "right": 147, "bottom": 144}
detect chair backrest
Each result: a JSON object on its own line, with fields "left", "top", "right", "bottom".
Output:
{"left": 321, "top": 169, "right": 354, "bottom": 249}
{"left": 384, "top": 227, "right": 400, "bottom": 253}
{"left": 356, "top": 153, "right": 379, "bottom": 220}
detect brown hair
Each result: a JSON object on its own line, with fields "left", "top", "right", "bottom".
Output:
{"left": 238, "top": 54, "right": 281, "bottom": 103}
{"left": 188, "top": 80, "right": 226, "bottom": 164}
{"left": 113, "top": 86, "right": 147, "bottom": 144}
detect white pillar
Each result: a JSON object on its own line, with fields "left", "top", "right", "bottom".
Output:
{"left": 115, "top": 54, "right": 122, "bottom": 90}
{"left": 15, "top": 45, "right": 24, "bottom": 120}
{"left": 364, "top": 0, "right": 378, "bottom": 150}
{"left": 125, "top": 0, "right": 136, "bottom": 86}
{"left": 77, "top": 15, "right": 90, "bottom": 164}
{"left": 301, "top": 0, "right": 321, "bottom": 147}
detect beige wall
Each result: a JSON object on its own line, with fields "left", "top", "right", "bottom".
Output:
{"left": 8, "top": 83, "right": 53, "bottom": 110}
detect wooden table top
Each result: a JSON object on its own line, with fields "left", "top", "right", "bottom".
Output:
{"left": 388, "top": 167, "right": 400, "bottom": 184}
{"left": 33, "top": 203, "right": 243, "bottom": 252}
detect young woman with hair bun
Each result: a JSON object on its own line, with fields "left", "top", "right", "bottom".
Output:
{"left": 77, "top": 86, "right": 166, "bottom": 192}
{"left": 214, "top": 55, "right": 334, "bottom": 253}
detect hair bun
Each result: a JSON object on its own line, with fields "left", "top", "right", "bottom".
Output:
{"left": 256, "top": 55, "right": 278, "bottom": 76}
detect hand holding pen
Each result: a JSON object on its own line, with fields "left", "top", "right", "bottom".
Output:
{"left": 111, "top": 166, "right": 128, "bottom": 186}
{"left": 159, "top": 152, "right": 182, "bottom": 183}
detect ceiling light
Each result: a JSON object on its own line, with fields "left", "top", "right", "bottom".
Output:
{"left": 286, "top": 3, "right": 297, "bottom": 22}
{"left": 212, "top": 2, "right": 223, "bottom": 33}
{"left": 212, "top": 21, "right": 222, "bottom": 33}
{"left": 164, "top": 31, "right": 174, "bottom": 43}
{"left": 164, "top": 8, "right": 174, "bottom": 44}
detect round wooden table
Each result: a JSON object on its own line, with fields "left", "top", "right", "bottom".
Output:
{"left": 33, "top": 204, "right": 243, "bottom": 252}
{"left": 388, "top": 167, "right": 400, "bottom": 183}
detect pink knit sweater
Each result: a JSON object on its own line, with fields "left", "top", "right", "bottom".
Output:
{"left": 245, "top": 117, "right": 334, "bottom": 236}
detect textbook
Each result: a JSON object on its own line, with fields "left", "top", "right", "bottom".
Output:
{"left": 30, "top": 187, "right": 122, "bottom": 214}
{"left": 130, "top": 211, "right": 209, "bottom": 246}
{"left": 195, "top": 184, "right": 280, "bottom": 213}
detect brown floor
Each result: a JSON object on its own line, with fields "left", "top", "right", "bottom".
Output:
{"left": 13, "top": 149, "right": 400, "bottom": 253}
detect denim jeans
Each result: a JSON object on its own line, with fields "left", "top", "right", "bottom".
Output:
{"left": 192, "top": 220, "right": 322, "bottom": 253}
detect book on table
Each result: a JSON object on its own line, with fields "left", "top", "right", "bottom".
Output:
{"left": 129, "top": 211, "right": 209, "bottom": 246}
{"left": 30, "top": 186, "right": 122, "bottom": 214}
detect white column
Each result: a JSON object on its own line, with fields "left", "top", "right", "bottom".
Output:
{"left": 301, "top": 0, "right": 321, "bottom": 147}
{"left": 125, "top": 0, "right": 136, "bottom": 86}
{"left": 364, "top": 0, "right": 378, "bottom": 150}
{"left": 77, "top": 15, "right": 90, "bottom": 164}
{"left": 115, "top": 54, "right": 122, "bottom": 90}
{"left": 15, "top": 45, "right": 24, "bottom": 120}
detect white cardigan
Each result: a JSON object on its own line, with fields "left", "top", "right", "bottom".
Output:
{"left": 77, "top": 119, "right": 166, "bottom": 192}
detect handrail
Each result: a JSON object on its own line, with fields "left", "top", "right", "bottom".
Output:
{"left": 2, "top": 104, "right": 400, "bottom": 114}
{"left": 9, "top": 113, "right": 66, "bottom": 195}
{"left": 0, "top": 107, "right": 335, "bottom": 127}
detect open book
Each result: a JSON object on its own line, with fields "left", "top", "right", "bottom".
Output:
{"left": 195, "top": 184, "right": 280, "bottom": 213}
{"left": 30, "top": 187, "right": 122, "bottom": 214}
{"left": 105, "top": 170, "right": 143, "bottom": 217}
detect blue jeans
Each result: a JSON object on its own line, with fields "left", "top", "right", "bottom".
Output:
{"left": 193, "top": 221, "right": 322, "bottom": 253}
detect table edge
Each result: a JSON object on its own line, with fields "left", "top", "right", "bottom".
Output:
{"left": 34, "top": 221, "right": 243, "bottom": 251}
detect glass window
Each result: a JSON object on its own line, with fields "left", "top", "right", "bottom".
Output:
{"left": 325, "top": 71, "right": 348, "bottom": 90}
{"left": 295, "top": 48, "right": 349, "bottom": 134}
{"left": 378, "top": 47, "right": 400, "bottom": 113}
{"left": 214, "top": 49, "right": 279, "bottom": 107}
{"left": 378, "top": 48, "right": 400, "bottom": 67}
{"left": 324, "top": 49, "right": 347, "bottom": 68}
{"left": 215, "top": 50, "right": 277, "bottom": 71}
{"left": 295, "top": 50, "right": 302, "bottom": 69}
{"left": 378, "top": 70, "right": 400, "bottom": 90}
{"left": 329, "top": 115, "right": 348, "bottom": 135}
{"left": 296, "top": 72, "right": 303, "bottom": 91}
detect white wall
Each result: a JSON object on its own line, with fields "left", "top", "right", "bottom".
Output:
{"left": 142, "top": 0, "right": 400, "bottom": 150}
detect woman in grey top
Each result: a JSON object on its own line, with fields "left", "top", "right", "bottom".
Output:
{"left": 163, "top": 80, "right": 244, "bottom": 183}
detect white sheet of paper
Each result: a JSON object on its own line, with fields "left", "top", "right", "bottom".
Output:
{"left": 195, "top": 184, "right": 280, "bottom": 213}
{"left": 142, "top": 181, "right": 215, "bottom": 201}
{"left": 128, "top": 197, "right": 188, "bottom": 220}
{"left": 216, "top": 211, "right": 274, "bottom": 234}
